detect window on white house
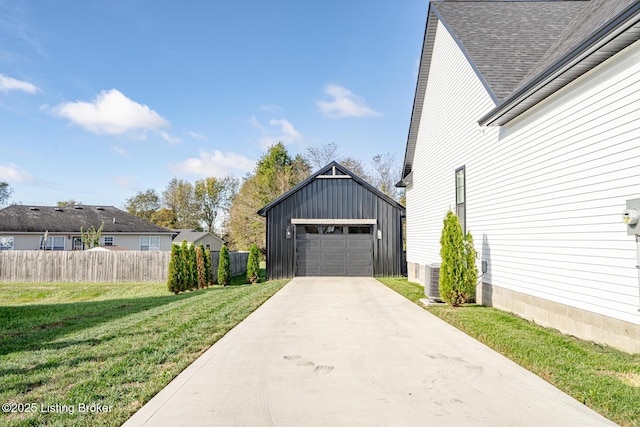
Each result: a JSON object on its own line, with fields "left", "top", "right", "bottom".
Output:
{"left": 40, "top": 236, "right": 65, "bottom": 251}
{"left": 140, "top": 236, "right": 160, "bottom": 251}
{"left": 0, "top": 236, "right": 14, "bottom": 250}
{"left": 73, "top": 237, "right": 83, "bottom": 250}
{"left": 456, "top": 166, "right": 466, "bottom": 234}
{"left": 104, "top": 236, "right": 114, "bottom": 246}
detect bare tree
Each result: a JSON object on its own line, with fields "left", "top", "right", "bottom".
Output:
{"left": 194, "top": 176, "right": 238, "bottom": 233}
{"left": 371, "top": 153, "right": 400, "bottom": 201}
{"left": 0, "top": 182, "right": 12, "bottom": 207}
{"left": 306, "top": 142, "right": 339, "bottom": 170}
{"left": 339, "top": 156, "right": 370, "bottom": 181}
{"left": 163, "top": 178, "right": 199, "bottom": 229}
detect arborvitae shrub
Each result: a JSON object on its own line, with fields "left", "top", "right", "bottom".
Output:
{"left": 167, "top": 244, "right": 182, "bottom": 294}
{"left": 203, "top": 246, "right": 212, "bottom": 286}
{"left": 196, "top": 245, "right": 206, "bottom": 289}
{"left": 217, "top": 245, "right": 231, "bottom": 286}
{"left": 439, "top": 210, "right": 476, "bottom": 306}
{"left": 246, "top": 244, "right": 260, "bottom": 284}
{"left": 464, "top": 230, "right": 478, "bottom": 302}
{"left": 188, "top": 243, "right": 198, "bottom": 291}
{"left": 180, "top": 240, "right": 190, "bottom": 292}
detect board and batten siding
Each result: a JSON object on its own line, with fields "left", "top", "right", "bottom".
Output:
{"left": 264, "top": 174, "right": 405, "bottom": 280}
{"left": 407, "top": 19, "right": 640, "bottom": 330}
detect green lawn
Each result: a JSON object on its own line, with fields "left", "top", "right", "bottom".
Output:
{"left": 377, "top": 277, "right": 640, "bottom": 427}
{"left": 0, "top": 274, "right": 288, "bottom": 427}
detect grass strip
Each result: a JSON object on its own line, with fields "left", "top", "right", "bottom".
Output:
{"left": 0, "top": 274, "right": 288, "bottom": 427}
{"left": 377, "top": 277, "right": 640, "bottom": 427}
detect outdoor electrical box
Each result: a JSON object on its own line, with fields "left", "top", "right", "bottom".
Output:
{"left": 624, "top": 198, "right": 640, "bottom": 235}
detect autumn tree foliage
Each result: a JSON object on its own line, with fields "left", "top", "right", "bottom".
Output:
{"left": 226, "top": 143, "right": 310, "bottom": 251}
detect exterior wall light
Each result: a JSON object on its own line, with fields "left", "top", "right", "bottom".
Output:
{"left": 286, "top": 226, "right": 292, "bottom": 239}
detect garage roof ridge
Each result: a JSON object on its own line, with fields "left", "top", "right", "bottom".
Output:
{"left": 257, "top": 161, "right": 405, "bottom": 216}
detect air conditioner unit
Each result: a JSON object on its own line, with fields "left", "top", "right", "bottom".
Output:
{"left": 425, "top": 263, "right": 441, "bottom": 301}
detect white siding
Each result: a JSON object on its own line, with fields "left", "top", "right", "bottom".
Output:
{"left": 406, "top": 20, "right": 497, "bottom": 266}
{"left": 408, "top": 31, "right": 640, "bottom": 325}
{"left": 6, "top": 234, "right": 173, "bottom": 251}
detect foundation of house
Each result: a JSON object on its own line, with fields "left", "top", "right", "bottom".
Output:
{"left": 406, "top": 261, "right": 640, "bottom": 353}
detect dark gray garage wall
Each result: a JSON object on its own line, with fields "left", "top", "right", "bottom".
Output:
{"left": 258, "top": 162, "right": 406, "bottom": 280}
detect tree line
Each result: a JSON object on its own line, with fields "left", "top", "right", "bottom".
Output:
{"left": 122, "top": 142, "right": 403, "bottom": 253}
{"left": 2, "top": 142, "right": 402, "bottom": 254}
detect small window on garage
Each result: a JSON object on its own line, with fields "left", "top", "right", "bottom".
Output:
{"left": 322, "top": 225, "right": 344, "bottom": 234}
{"left": 348, "top": 226, "right": 371, "bottom": 234}
{"left": 298, "top": 225, "right": 320, "bottom": 234}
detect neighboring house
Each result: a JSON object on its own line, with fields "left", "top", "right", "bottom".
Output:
{"left": 258, "top": 162, "right": 405, "bottom": 280}
{"left": 172, "top": 229, "right": 225, "bottom": 252}
{"left": 399, "top": 0, "right": 640, "bottom": 352}
{"left": 0, "top": 205, "right": 174, "bottom": 251}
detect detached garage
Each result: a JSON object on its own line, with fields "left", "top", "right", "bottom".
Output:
{"left": 258, "top": 162, "right": 406, "bottom": 280}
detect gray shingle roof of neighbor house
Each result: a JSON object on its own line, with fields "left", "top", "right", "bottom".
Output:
{"left": 480, "top": 0, "right": 640, "bottom": 125}
{"left": 0, "top": 205, "right": 173, "bottom": 234}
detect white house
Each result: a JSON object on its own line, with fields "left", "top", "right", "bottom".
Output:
{"left": 0, "top": 205, "right": 174, "bottom": 251}
{"left": 399, "top": 0, "right": 640, "bottom": 352}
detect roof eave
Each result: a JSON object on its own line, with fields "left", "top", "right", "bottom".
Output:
{"left": 479, "top": 1, "right": 640, "bottom": 127}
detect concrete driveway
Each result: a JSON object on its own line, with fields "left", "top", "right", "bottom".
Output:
{"left": 123, "top": 277, "right": 614, "bottom": 426}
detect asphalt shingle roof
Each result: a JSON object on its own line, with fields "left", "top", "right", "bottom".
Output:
{"left": 0, "top": 205, "right": 172, "bottom": 234}
{"left": 172, "top": 229, "right": 224, "bottom": 243}
{"left": 517, "top": 0, "right": 638, "bottom": 88}
{"left": 432, "top": 0, "right": 589, "bottom": 101}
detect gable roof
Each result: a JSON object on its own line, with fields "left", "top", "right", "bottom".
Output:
{"left": 258, "top": 161, "right": 405, "bottom": 216}
{"left": 172, "top": 229, "right": 224, "bottom": 244}
{"left": 480, "top": 0, "right": 640, "bottom": 125}
{"left": 400, "top": 0, "right": 588, "bottom": 180}
{"left": 0, "top": 205, "right": 172, "bottom": 234}
{"left": 432, "top": 0, "right": 588, "bottom": 102}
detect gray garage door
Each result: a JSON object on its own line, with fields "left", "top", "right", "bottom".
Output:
{"left": 296, "top": 225, "right": 373, "bottom": 276}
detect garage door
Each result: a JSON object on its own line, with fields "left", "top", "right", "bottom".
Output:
{"left": 296, "top": 225, "right": 373, "bottom": 276}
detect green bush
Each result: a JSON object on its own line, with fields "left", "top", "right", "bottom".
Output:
{"left": 246, "top": 244, "right": 260, "bottom": 284}
{"left": 439, "top": 210, "right": 477, "bottom": 306}
{"left": 217, "top": 245, "right": 231, "bottom": 286}
{"left": 167, "top": 244, "right": 183, "bottom": 294}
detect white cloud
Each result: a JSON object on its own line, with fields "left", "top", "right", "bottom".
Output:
{"left": 112, "top": 175, "right": 134, "bottom": 188}
{"left": 159, "top": 130, "right": 181, "bottom": 144}
{"left": 249, "top": 115, "right": 261, "bottom": 129}
{"left": 259, "top": 118, "right": 302, "bottom": 149}
{"left": 259, "top": 104, "right": 282, "bottom": 113}
{"left": 49, "top": 89, "right": 169, "bottom": 137}
{"left": 0, "top": 163, "right": 33, "bottom": 182}
{"left": 110, "top": 145, "right": 129, "bottom": 157}
{"left": 187, "top": 131, "right": 207, "bottom": 141}
{"left": 316, "top": 84, "right": 381, "bottom": 119}
{"left": 170, "top": 150, "right": 254, "bottom": 178}
{"left": 0, "top": 73, "right": 38, "bottom": 93}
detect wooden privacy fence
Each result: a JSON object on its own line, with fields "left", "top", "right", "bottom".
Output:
{"left": 0, "top": 250, "right": 249, "bottom": 283}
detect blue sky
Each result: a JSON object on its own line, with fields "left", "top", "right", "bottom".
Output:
{"left": 0, "top": 0, "right": 428, "bottom": 207}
